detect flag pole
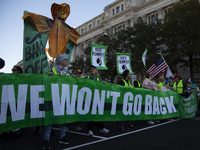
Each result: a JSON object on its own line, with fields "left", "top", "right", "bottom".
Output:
{"left": 160, "top": 53, "right": 173, "bottom": 76}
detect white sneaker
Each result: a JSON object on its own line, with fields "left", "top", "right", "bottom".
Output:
{"left": 75, "top": 126, "right": 82, "bottom": 132}
{"left": 147, "top": 120, "right": 155, "bottom": 125}
{"left": 154, "top": 120, "right": 160, "bottom": 123}
{"left": 100, "top": 128, "right": 109, "bottom": 134}
{"left": 88, "top": 130, "right": 93, "bottom": 137}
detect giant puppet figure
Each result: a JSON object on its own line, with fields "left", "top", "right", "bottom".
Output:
{"left": 22, "top": 3, "right": 80, "bottom": 73}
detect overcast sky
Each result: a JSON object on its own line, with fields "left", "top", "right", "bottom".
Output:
{"left": 0, "top": 0, "right": 115, "bottom": 73}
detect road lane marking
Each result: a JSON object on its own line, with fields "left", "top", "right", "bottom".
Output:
{"left": 63, "top": 119, "right": 181, "bottom": 150}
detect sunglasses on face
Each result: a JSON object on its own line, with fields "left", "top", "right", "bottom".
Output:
{"left": 12, "top": 69, "right": 17, "bottom": 71}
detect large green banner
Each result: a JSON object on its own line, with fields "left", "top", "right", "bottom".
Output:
{"left": 0, "top": 74, "right": 198, "bottom": 132}
{"left": 178, "top": 90, "right": 198, "bottom": 118}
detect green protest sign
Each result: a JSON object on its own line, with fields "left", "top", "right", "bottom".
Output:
{"left": 91, "top": 43, "right": 108, "bottom": 70}
{"left": 116, "top": 53, "right": 133, "bottom": 74}
{"left": 23, "top": 11, "right": 50, "bottom": 74}
{"left": 0, "top": 74, "right": 197, "bottom": 132}
{"left": 142, "top": 48, "right": 148, "bottom": 68}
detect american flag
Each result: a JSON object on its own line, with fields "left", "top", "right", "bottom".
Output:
{"left": 146, "top": 56, "right": 168, "bottom": 79}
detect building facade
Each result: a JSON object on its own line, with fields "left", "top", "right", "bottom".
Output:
{"left": 71, "top": 0, "right": 180, "bottom": 61}
{"left": 72, "top": 0, "right": 200, "bottom": 82}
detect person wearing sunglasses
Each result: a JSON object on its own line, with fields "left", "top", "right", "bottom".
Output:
{"left": 12, "top": 66, "right": 23, "bottom": 73}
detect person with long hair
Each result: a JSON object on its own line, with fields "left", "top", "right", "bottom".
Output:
{"left": 143, "top": 72, "right": 160, "bottom": 125}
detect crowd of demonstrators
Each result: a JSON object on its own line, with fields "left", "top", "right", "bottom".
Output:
{"left": 117, "top": 70, "right": 135, "bottom": 131}
{"left": 85, "top": 65, "right": 109, "bottom": 136}
{"left": 2, "top": 55, "right": 200, "bottom": 150}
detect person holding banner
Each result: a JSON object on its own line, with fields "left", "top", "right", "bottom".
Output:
{"left": 43, "top": 54, "right": 71, "bottom": 150}
{"left": 173, "top": 75, "right": 187, "bottom": 96}
{"left": 157, "top": 76, "right": 165, "bottom": 91}
{"left": 166, "top": 76, "right": 174, "bottom": 90}
{"left": 143, "top": 72, "right": 160, "bottom": 125}
{"left": 118, "top": 70, "right": 133, "bottom": 87}
{"left": 114, "top": 75, "right": 123, "bottom": 84}
{"left": 133, "top": 73, "right": 142, "bottom": 88}
{"left": 118, "top": 70, "right": 135, "bottom": 131}
{"left": 85, "top": 65, "right": 109, "bottom": 136}
{"left": 10, "top": 65, "right": 23, "bottom": 137}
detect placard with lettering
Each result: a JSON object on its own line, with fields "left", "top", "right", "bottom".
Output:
{"left": 91, "top": 43, "right": 108, "bottom": 70}
{"left": 23, "top": 11, "right": 50, "bottom": 74}
{"left": 116, "top": 52, "right": 133, "bottom": 74}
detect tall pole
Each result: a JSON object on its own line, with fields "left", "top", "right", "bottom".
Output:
{"left": 160, "top": 53, "right": 173, "bottom": 76}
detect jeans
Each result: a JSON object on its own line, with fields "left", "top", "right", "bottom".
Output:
{"left": 44, "top": 124, "right": 66, "bottom": 141}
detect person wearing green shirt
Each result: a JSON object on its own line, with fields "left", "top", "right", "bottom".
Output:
{"left": 157, "top": 76, "right": 165, "bottom": 91}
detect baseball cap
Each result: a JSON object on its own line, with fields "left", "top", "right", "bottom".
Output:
{"left": 173, "top": 75, "right": 180, "bottom": 79}
{"left": 90, "top": 65, "right": 98, "bottom": 70}
{"left": 76, "top": 69, "right": 82, "bottom": 74}
{"left": 188, "top": 79, "right": 191, "bottom": 83}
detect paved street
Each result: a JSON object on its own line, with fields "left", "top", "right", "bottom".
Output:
{"left": 1, "top": 116, "right": 200, "bottom": 150}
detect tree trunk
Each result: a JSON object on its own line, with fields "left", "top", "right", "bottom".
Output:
{"left": 189, "top": 54, "right": 194, "bottom": 81}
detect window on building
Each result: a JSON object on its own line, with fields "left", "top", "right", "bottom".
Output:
{"left": 81, "top": 28, "right": 84, "bottom": 33}
{"left": 97, "top": 20, "right": 101, "bottom": 26}
{"left": 115, "top": 28, "right": 117, "bottom": 33}
{"left": 152, "top": 15, "right": 156, "bottom": 24}
{"left": 123, "top": 25, "right": 125, "bottom": 30}
{"left": 116, "top": 6, "right": 120, "bottom": 13}
{"left": 81, "top": 44, "right": 84, "bottom": 51}
{"left": 113, "top": 9, "right": 115, "bottom": 15}
{"left": 148, "top": 17, "right": 151, "bottom": 24}
{"left": 88, "top": 41, "right": 92, "bottom": 46}
{"left": 121, "top": 4, "right": 124, "bottom": 11}
{"left": 118, "top": 26, "right": 122, "bottom": 31}
{"left": 89, "top": 24, "right": 92, "bottom": 30}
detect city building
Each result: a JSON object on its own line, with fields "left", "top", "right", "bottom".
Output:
{"left": 16, "top": 0, "right": 200, "bottom": 82}
{"left": 71, "top": 0, "right": 179, "bottom": 61}
{"left": 71, "top": 0, "right": 200, "bottom": 82}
